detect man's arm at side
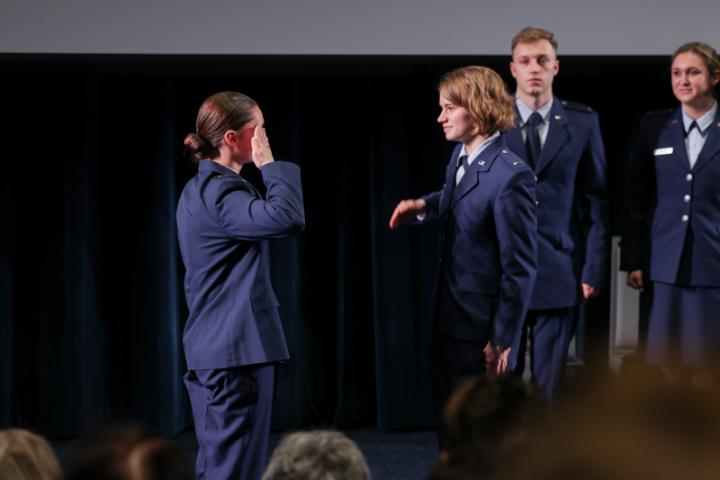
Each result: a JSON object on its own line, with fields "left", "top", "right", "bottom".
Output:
{"left": 578, "top": 113, "right": 610, "bottom": 301}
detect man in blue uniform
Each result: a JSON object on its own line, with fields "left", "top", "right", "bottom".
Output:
{"left": 503, "top": 27, "right": 609, "bottom": 404}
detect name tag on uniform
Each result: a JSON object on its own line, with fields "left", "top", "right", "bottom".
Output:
{"left": 654, "top": 147, "right": 673, "bottom": 156}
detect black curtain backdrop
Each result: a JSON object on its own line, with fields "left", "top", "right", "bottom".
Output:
{"left": 0, "top": 55, "right": 676, "bottom": 438}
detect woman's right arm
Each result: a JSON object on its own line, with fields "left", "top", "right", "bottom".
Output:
{"left": 212, "top": 163, "right": 305, "bottom": 241}
{"left": 213, "top": 124, "right": 305, "bottom": 241}
{"left": 620, "top": 115, "right": 656, "bottom": 289}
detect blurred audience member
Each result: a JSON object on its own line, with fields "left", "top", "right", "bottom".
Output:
{"left": 443, "top": 374, "right": 546, "bottom": 455}
{"left": 0, "top": 428, "right": 62, "bottom": 480}
{"left": 262, "top": 430, "right": 370, "bottom": 480}
{"left": 500, "top": 379, "right": 720, "bottom": 480}
{"left": 65, "top": 423, "right": 193, "bottom": 480}
{"left": 431, "top": 375, "right": 546, "bottom": 479}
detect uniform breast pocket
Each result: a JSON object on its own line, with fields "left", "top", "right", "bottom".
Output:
{"left": 457, "top": 272, "right": 499, "bottom": 295}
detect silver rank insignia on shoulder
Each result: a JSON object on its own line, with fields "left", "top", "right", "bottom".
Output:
{"left": 501, "top": 149, "right": 509, "bottom": 154}
{"left": 513, "top": 161, "right": 523, "bottom": 165}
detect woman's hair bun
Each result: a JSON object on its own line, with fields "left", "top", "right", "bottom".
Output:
{"left": 184, "top": 133, "right": 216, "bottom": 161}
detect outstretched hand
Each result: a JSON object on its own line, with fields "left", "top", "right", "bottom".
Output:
{"left": 389, "top": 199, "right": 427, "bottom": 229}
{"left": 251, "top": 124, "right": 274, "bottom": 168}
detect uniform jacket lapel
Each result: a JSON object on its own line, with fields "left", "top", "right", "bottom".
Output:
{"left": 692, "top": 108, "right": 720, "bottom": 173}
{"left": 664, "top": 108, "right": 691, "bottom": 171}
{"left": 451, "top": 140, "right": 501, "bottom": 208}
{"left": 439, "top": 146, "right": 461, "bottom": 216}
{"left": 535, "top": 99, "right": 569, "bottom": 175}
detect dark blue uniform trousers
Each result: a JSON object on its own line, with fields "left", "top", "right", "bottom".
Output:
{"left": 429, "top": 281, "right": 492, "bottom": 448}
{"left": 184, "top": 363, "right": 275, "bottom": 480}
{"left": 514, "top": 308, "right": 574, "bottom": 406}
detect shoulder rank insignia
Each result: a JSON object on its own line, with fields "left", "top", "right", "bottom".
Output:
{"left": 561, "top": 99, "right": 594, "bottom": 113}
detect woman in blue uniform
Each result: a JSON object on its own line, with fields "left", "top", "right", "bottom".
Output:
{"left": 389, "top": 66, "right": 537, "bottom": 436}
{"left": 176, "top": 92, "right": 305, "bottom": 479}
{"left": 622, "top": 43, "right": 720, "bottom": 386}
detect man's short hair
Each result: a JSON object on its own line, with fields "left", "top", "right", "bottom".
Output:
{"left": 262, "top": 430, "right": 371, "bottom": 480}
{"left": 511, "top": 27, "right": 558, "bottom": 54}
{"left": 438, "top": 66, "right": 516, "bottom": 136}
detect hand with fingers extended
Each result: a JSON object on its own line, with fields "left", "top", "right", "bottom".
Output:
{"left": 484, "top": 342, "right": 512, "bottom": 375}
{"left": 251, "top": 124, "right": 274, "bottom": 168}
{"left": 388, "top": 198, "right": 427, "bottom": 229}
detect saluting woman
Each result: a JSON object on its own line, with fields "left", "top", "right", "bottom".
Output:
{"left": 177, "top": 92, "right": 304, "bottom": 479}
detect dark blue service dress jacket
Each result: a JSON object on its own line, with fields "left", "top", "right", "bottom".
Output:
{"left": 621, "top": 107, "right": 720, "bottom": 287}
{"left": 176, "top": 160, "right": 305, "bottom": 370}
{"left": 422, "top": 141, "right": 538, "bottom": 348}
{"left": 503, "top": 98, "right": 609, "bottom": 309}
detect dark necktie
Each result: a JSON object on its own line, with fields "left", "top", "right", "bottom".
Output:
{"left": 525, "top": 112, "right": 543, "bottom": 168}
{"left": 686, "top": 121, "right": 698, "bottom": 136}
{"left": 455, "top": 154, "right": 469, "bottom": 185}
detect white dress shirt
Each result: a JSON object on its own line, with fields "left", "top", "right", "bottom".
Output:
{"left": 516, "top": 97, "right": 554, "bottom": 148}
{"left": 683, "top": 102, "right": 717, "bottom": 169}
{"left": 456, "top": 131, "right": 501, "bottom": 184}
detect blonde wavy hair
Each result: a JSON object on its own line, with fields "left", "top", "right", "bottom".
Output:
{"left": 438, "top": 66, "right": 516, "bottom": 136}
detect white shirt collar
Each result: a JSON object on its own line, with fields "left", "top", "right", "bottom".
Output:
{"left": 460, "top": 131, "right": 501, "bottom": 164}
{"left": 516, "top": 96, "right": 554, "bottom": 125}
{"left": 682, "top": 101, "right": 717, "bottom": 134}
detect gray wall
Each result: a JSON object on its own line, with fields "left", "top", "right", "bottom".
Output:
{"left": 1, "top": 0, "right": 719, "bottom": 55}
